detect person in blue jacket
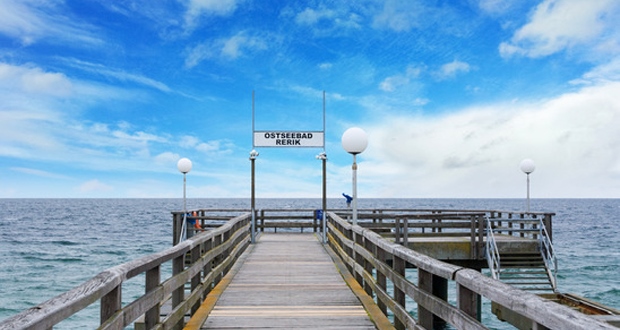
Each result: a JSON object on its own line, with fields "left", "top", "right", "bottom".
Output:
{"left": 342, "top": 193, "right": 353, "bottom": 208}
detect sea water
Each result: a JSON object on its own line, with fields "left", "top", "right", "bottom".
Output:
{"left": 0, "top": 198, "right": 618, "bottom": 329}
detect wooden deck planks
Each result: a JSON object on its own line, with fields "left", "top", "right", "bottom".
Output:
{"left": 199, "top": 233, "right": 377, "bottom": 329}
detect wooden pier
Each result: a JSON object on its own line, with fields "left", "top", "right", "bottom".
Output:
{"left": 187, "top": 233, "right": 389, "bottom": 329}
{"left": 1, "top": 207, "right": 619, "bottom": 330}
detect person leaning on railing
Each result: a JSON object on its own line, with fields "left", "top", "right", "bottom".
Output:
{"left": 187, "top": 211, "right": 205, "bottom": 238}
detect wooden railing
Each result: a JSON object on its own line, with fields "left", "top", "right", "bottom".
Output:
{"left": 326, "top": 211, "right": 616, "bottom": 330}
{"left": 0, "top": 213, "right": 251, "bottom": 330}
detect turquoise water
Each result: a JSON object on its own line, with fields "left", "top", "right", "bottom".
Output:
{"left": 0, "top": 198, "right": 618, "bottom": 329}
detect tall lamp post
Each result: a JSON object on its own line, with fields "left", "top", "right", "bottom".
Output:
{"left": 249, "top": 149, "right": 259, "bottom": 243}
{"left": 341, "top": 127, "right": 368, "bottom": 226}
{"left": 316, "top": 151, "right": 327, "bottom": 243}
{"left": 177, "top": 157, "right": 192, "bottom": 242}
{"left": 520, "top": 158, "right": 535, "bottom": 212}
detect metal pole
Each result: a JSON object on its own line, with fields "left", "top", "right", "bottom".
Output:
{"left": 251, "top": 157, "right": 256, "bottom": 243}
{"left": 322, "top": 156, "right": 327, "bottom": 243}
{"left": 183, "top": 173, "right": 187, "bottom": 213}
{"left": 352, "top": 154, "right": 358, "bottom": 226}
{"left": 526, "top": 173, "right": 530, "bottom": 212}
{"left": 180, "top": 173, "right": 187, "bottom": 243}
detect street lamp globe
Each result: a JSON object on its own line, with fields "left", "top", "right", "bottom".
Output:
{"left": 177, "top": 158, "right": 192, "bottom": 174}
{"left": 520, "top": 158, "right": 535, "bottom": 174}
{"left": 341, "top": 127, "right": 368, "bottom": 155}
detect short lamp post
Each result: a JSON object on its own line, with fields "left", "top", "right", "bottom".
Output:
{"left": 520, "top": 158, "right": 535, "bottom": 212}
{"left": 177, "top": 157, "right": 192, "bottom": 242}
{"left": 316, "top": 151, "right": 327, "bottom": 243}
{"left": 249, "top": 149, "right": 259, "bottom": 243}
{"left": 341, "top": 127, "right": 368, "bottom": 226}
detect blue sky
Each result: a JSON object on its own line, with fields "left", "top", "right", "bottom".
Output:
{"left": 1, "top": 0, "right": 620, "bottom": 199}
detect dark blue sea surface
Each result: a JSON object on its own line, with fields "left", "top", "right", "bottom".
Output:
{"left": 0, "top": 198, "right": 618, "bottom": 329}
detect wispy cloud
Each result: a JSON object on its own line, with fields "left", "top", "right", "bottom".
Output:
{"left": 0, "top": 0, "right": 103, "bottom": 46}
{"left": 293, "top": 6, "right": 362, "bottom": 34}
{"left": 61, "top": 59, "right": 172, "bottom": 93}
{"left": 10, "top": 167, "right": 69, "bottom": 179}
{"left": 77, "top": 179, "right": 114, "bottom": 193}
{"left": 379, "top": 66, "right": 422, "bottom": 92}
{"left": 183, "top": 0, "right": 241, "bottom": 32}
{"left": 500, "top": 0, "right": 620, "bottom": 58}
{"left": 185, "top": 31, "right": 268, "bottom": 68}
{"left": 435, "top": 60, "right": 472, "bottom": 80}
{"left": 0, "top": 63, "right": 73, "bottom": 96}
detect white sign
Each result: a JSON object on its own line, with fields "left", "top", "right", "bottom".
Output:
{"left": 254, "top": 131, "right": 324, "bottom": 147}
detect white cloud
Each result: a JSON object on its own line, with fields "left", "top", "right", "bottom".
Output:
{"left": 379, "top": 66, "right": 421, "bottom": 92}
{"left": 436, "top": 60, "right": 471, "bottom": 80}
{"left": 11, "top": 167, "right": 68, "bottom": 179}
{"left": 185, "top": 31, "right": 267, "bottom": 68}
{"left": 500, "top": 0, "right": 620, "bottom": 58}
{"left": 362, "top": 80, "right": 620, "bottom": 198}
{"left": 477, "top": 0, "right": 519, "bottom": 15}
{"left": 183, "top": 0, "right": 240, "bottom": 32}
{"left": 373, "top": 1, "right": 424, "bottom": 32}
{"left": 572, "top": 58, "right": 620, "bottom": 85}
{"left": 0, "top": 0, "right": 103, "bottom": 46}
{"left": 78, "top": 179, "right": 113, "bottom": 193}
{"left": 295, "top": 7, "right": 337, "bottom": 25}
{"left": 0, "top": 63, "right": 73, "bottom": 96}
{"left": 62, "top": 59, "right": 172, "bottom": 93}
{"left": 292, "top": 5, "right": 362, "bottom": 35}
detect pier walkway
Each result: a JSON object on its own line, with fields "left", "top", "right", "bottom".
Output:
{"left": 187, "top": 233, "right": 388, "bottom": 329}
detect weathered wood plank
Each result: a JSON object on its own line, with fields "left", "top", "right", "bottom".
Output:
{"left": 198, "top": 233, "right": 379, "bottom": 329}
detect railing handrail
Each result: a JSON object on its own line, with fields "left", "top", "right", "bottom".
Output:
{"left": 485, "top": 216, "right": 501, "bottom": 280}
{"left": 539, "top": 217, "right": 558, "bottom": 291}
{"left": 326, "top": 211, "right": 615, "bottom": 330}
{"left": 0, "top": 213, "right": 252, "bottom": 330}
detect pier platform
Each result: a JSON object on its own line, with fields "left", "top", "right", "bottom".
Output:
{"left": 186, "top": 233, "right": 390, "bottom": 329}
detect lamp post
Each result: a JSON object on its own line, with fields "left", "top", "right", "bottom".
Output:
{"left": 341, "top": 127, "right": 368, "bottom": 226}
{"left": 177, "top": 157, "right": 192, "bottom": 242}
{"left": 249, "top": 149, "right": 259, "bottom": 243}
{"left": 316, "top": 151, "right": 327, "bottom": 243}
{"left": 520, "top": 158, "right": 535, "bottom": 212}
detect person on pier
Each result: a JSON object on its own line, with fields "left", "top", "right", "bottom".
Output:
{"left": 342, "top": 193, "right": 353, "bottom": 208}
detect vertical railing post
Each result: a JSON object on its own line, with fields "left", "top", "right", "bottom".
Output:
{"left": 100, "top": 285, "right": 121, "bottom": 327}
{"left": 394, "top": 217, "right": 401, "bottom": 245}
{"left": 203, "top": 237, "right": 213, "bottom": 301}
{"left": 213, "top": 234, "right": 223, "bottom": 285}
{"left": 477, "top": 215, "right": 484, "bottom": 259}
{"left": 190, "top": 244, "right": 201, "bottom": 315}
{"left": 145, "top": 265, "right": 161, "bottom": 328}
{"left": 172, "top": 213, "right": 183, "bottom": 246}
{"left": 402, "top": 217, "right": 408, "bottom": 246}
{"left": 457, "top": 282, "right": 481, "bottom": 322}
{"left": 171, "top": 253, "right": 185, "bottom": 330}
{"left": 362, "top": 235, "right": 374, "bottom": 296}
{"left": 376, "top": 245, "right": 387, "bottom": 315}
{"left": 393, "top": 255, "right": 406, "bottom": 330}
{"left": 544, "top": 213, "right": 553, "bottom": 242}
{"left": 418, "top": 269, "right": 447, "bottom": 329}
